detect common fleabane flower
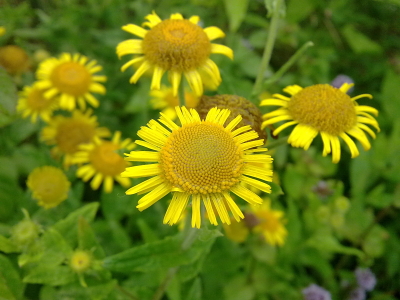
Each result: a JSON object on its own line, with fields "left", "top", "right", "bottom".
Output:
{"left": 17, "top": 83, "right": 59, "bottom": 123}
{"left": 27, "top": 166, "right": 70, "bottom": 209}
{"left": 261, "top": 83, "right": 380, "bottom": 163}
{"left": 36, "top": 53, "right": 107, "bottom": 110}
{"left": 72, "top": 131, "right": 136, "bottom": 193}
{"left": 41, "top": 110, "right": 110, "bottom": 168}
{"left": 122, "top": 107, "right": 273, "bottom": 228}
{"left": 117, "top": 11, "right": 233, "bottom": 96}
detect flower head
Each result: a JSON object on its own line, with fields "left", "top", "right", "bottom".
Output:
{"left": 41, "top": 110, "right": 110, "bottom": 168}
{"left": 72, "top": 131, "right": 135, "bottom": 193}
{"left": 261, "top": 83, "right": 380, "bottom": 163}
{"left": 70, "top": 250, "right": 92, "bottom": 273}
{"left": 196, "top": 94, "right": 267, "bottom": 142}
{"left": 122, "top": 107, "right": 273, "bottom": 228}
{"left": 302, "top": 284, "right": 331, "bottom": 300}
{"left": 355, "top": 268, "right": 377, "bottom": 291}
{"left": 0, "top": 26, "right": 5, "bottom": 36}
{"left": 251, "top": 199, "right": 287, "bottom": 246}
{"left": 222, "top": 217, "right": 249, "bottom": 243}
{"left": 150, "top": 85, "right": 199, "bottom": 120}
{"left": 17, "top": 83, "right": 59, "bottom": 123}
{"left": 117, "top": 11, "right": 233, "bottom": 96}
{"left": 27, "top": 166, "right": 70, "bottom": 208}
{"left": 11, "top": 209, "right": 40, "bottom": 249}
{"left": 36, "top": 53, "right": 107, "bottom": 110}
{"left": 0, "top": 45, "right": 30, "bottom": 75}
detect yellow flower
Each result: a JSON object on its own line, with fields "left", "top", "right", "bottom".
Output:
{"left": 72, "top": 131, "right": 136, "bottom": 193}
{"left": 252, "top": 199, "right": 287, "bottom": 246}
{"left": 117, "top": 11, "right": 233, "bottom": 96}
{"left": 17, "top": 83, "right": 59, "bottom": 123}
{"left": 0, "top": 45, "right": 30, "bottom": 75}
{"left": 70, "top": 249, "right": 92, "bottom": 273}
{"left": 223, "top": 217, "right": 249, "bottom": 243}
{"left": 36, "top": 53, "right": 107, "bottom": 110}
{"left": 150, "top": 85, "right": 199, "bottom": 120}
{"left": 41, "top": 110, "right": 110, "bottom": 168}
{"left": 261, "top": 83, "right": 380, "bottom": 163}
{"left": 27, "top": 166, "right": 70, "bottom": 209}
{"left": 0, "top": 26, "right": 6, "bottom": 36}
{"left": 122, "top": 106, "right": 273, "bottom": 228}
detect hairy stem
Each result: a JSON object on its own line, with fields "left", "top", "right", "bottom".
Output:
{"left": 252, "top": 0, "right": 284, "bottom": 98}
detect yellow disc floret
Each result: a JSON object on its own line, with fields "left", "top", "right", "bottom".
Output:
{"left": 70, "top": 250, "right": 92, "bottom": 273}
{"left": 50, "top": 61, "right": 91, "bottom": 96}
{"left": 143, "top": 19, "right": 211, "bottom": 72}
{"left": 160, "top": 122, "right": 242, "bottom": 194}
{"left": 287, "top": 84, "right": 357, "bottom": 135}
{"left": 27, "top": 166, "right": 70, "bottom": 209}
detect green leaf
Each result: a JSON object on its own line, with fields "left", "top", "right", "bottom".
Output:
{"left": 77, "top": 217, "right": 106, "bottom": 259}
{"left": 53, "top": 202, "right": 99, "bottom": 243}
{"left": 0, "top": 67, "right": 17, "bottom": 128}
{"left": 137, "top": 218, "right": 159, "bottom": 243}
{"left": 19, "top": 228, "right": 72, "bottom": 267}
{"left": 186, "top": 278, "right": 202, "bottom": 300}
{"left": 381, "top": 69, "right": 400, "bottom": 121}
{"left": 223, "top": 0, "right": 249, "bottom": 32}
{"left": 306, "top": 233, "right": 364, "bottom": 257}
{"left": 0, "top": 235, "right": 18, "bottom": 253}
{"left": 341, "top": 24, "right": 383, "bottom": 54}
{"left": 103, "top": 229, "right": 220, "bottom": 273}
{"left": 0, "top": 254, "right": 25, "bottom": 300}
{"left": 286, "top": 0, "right": 316, "bottom": 23}
{"left": 23, "top": 265, "right": 75, "bottom": 286}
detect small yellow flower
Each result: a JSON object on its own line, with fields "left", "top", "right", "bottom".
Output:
{"left": 0, "top": 45, "right": 30, "bottom": 75}
{"left": 41, "top": 110, "right": 110, "bottom": 168}
{"left": 72, "top": 131, "right": 136, "bottom": 193}
{"left": 117, "top": 11, "right": 233, "bottom": 96}
{"left": 0, "top": 26, "right": 6, "bottom": 36}
{"left": 261, "top": 83, "right": 380, "bottom": 163}
{"left": 252, "top": 199, "right": 287, "bottom": 246}
{"left": 122, "top": 106, "right": 273, "bottom": 228}
{"left": 150, "top": 85, "right": 199, "bottom": 120}
{"left": 70, "top": 250, "right": 92, "bottom": 273}
{"left": 17, "top": 83, "right": 59, "bottom": 123}
{"left": 27, "top": 166, "right": 70, "bottom": 209}
{"left": 223, "top": 218, "right": 249, "bottom": 243}
{"left": 36, "top": 53, "right": 107, "bottom": 110}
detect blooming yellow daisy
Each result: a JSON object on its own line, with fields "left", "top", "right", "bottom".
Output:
{"left": 72, "top": 131, "right": 135, "bottom": 193}
{"left": 122, "top": 106, "right": 273, "bottom": 228}
{"left": 17, "top": 83, "right": 59, "bottom": 123}
{"left": 41, "top": 110, "right": 110, "bottom": 168}
{"left": 27, "top": 166, "right": 70, "bottom": 209}
{"left": 0, "top": 45, "right": 30, "bottom": 75}
{"left": 117, "top": 11, "right": 233, "bottom": 96}
{"left": 251, "top": 199, "right": 287, "bottom": 246}
{"left": 261, "top": 83, "right": 380, "bottom": 163}
{"left": 36, "top": 53, "right": 107, "bottom": 110}
{"left": 150, "top": 85, "right": 199, "bottom": 120}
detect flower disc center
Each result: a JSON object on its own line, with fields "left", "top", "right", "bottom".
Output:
{"left": 27, "top": 88, "right": 51, "bottom": 110}
{"left": 142, "top": 19, "right": 211, "bottom": 72}
{"left": 56, "top": 121, "right": 96, "bottom": 154}
{"left": 287, "top": 84, "right": 357, "bottom": 135}
{"left": 90, "top": 142, "right": 126, "bottom": 176}
{"left": 51, "top": 62, "right": 91, "bottom": 96}
{"left": 160, "top": 123, "right": 243, "bottom": 194}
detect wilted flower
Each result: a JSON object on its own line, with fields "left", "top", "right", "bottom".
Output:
{"left": 0, "top": 45, "right": 30, "bottom": 75}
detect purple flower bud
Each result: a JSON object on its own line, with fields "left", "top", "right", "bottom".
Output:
{"left": 355, "top": 268, "right": 377, "bottom": 291}
{"left": 331, "top": 75, "right": 354, "bottom": 93}
{"left": 347, "top": 287, "right": 366, "bottom": 300}
{"left": 302, "top": 283, "right": 332, "bottom": 300}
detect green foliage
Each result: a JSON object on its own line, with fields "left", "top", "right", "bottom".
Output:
{"left": 0, "top": 0, "right": 399, "bottom": 299}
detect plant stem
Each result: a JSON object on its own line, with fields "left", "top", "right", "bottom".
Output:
{"left": 116, "top": 284, "right": 139, "bottom": 300}
{"left": 266, "top": 136, "right": 288, "bottom": 149}
{"left": 264, "top": 41, "right": 314, "bottom": 85}
{"left": 151, "top": 225, "right": 199, "bottom": 300}
{"left": 252, "top": 0, "right": 284, "bottom": 98}
{"left": 178, "top": 82, "right": 185, "bottom": 107}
